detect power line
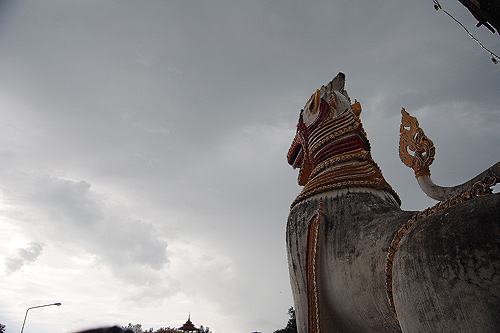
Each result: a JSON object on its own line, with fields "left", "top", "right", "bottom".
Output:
{"left": 432, "top": 0, "right": 499, "bottom": 65}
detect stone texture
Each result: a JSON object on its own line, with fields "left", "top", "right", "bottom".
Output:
{"left": 287, "top": 192, "right": 415, "bottom": 332}
{"left": 393, "top": 192, "right": 500, "bottom": 332}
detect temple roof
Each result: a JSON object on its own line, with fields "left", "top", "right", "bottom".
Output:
{"left": 179, "top": 315, "right": 198, "bottom": 332}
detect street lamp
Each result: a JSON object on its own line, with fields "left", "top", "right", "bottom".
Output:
{"left": 20, "top": 302, "right": 61, "bottom": 333}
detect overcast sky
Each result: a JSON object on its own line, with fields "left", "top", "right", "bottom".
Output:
{"left": 0, "top": 1, "right": 498, "bottom": 332}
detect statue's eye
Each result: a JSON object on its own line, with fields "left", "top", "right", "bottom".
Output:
{"left": 309, "top": 101, "right": 315, "bottom": 112}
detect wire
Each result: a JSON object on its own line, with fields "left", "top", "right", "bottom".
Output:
{"left": 432, "top": 0, "right": 499, "bottom": 65}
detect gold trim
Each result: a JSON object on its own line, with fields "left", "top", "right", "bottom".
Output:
{"left": 351, "top": 99, "right": 362, "bottom": 118}
{"left": 309, "top": 118, "right": 359, "bottom": 153}
{"left": 292, "top": 159, "right": 399, "bottom": 208}
{"left": 310, "top": 148, "right": 370, "bottom": 178}
{"left": 307, "top": 201, "right": 322, "bottom": 333}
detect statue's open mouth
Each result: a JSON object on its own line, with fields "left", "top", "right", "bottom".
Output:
{"left": 287, "top": 136, "right": 303, "bottom": 169}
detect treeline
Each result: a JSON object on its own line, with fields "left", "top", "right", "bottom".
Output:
{"left": 122, "top": 323, "right": 211, "bottom": 333}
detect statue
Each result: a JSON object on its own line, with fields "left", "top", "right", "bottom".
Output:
{"left": 286, "top": 72, "right": 500, "bottom": 332}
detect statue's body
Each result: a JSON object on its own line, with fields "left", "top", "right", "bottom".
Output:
{"left": 286, "top": 73, "right": 500, "bottom": 332}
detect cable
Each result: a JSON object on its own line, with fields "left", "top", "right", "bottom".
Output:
{"left": 433, "top": 0, "right": 499, "bottom": 65}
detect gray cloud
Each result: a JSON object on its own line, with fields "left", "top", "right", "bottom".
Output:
{"left": 0, "top": 0, "right": 498, "bottom": 332}
{"left": 5, "top": 242, "right": 44, "bottom": 273}
{"left": 1, "top": 173, "right": 169, "bottom": 282}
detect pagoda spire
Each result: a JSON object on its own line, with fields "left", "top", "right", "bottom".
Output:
{"left": 179, "top": 313, "right": 198, "bottom": 332}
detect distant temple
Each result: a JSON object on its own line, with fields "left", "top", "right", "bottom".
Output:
{"left": 179, "top": 314, "right": 198, "bottom": 332}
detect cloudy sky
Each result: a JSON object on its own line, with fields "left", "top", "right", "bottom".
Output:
{"left": 0, "top": 1, "right": 498, "bottom": 332}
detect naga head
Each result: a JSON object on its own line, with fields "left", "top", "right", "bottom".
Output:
{"left": 287, "top": 72, "right": 361, "bottom": 185}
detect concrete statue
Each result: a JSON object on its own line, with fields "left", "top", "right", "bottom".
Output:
{"left": 286, "top": 72, "right": 500, "bottom": 332}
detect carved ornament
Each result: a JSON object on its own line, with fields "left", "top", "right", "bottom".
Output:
{"left": 399, "top": 109, "right": 436, "bottom": 178}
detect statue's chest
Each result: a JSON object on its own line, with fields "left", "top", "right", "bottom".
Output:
{"left": 286, "top": 194, "right": 408, "bottom": 332}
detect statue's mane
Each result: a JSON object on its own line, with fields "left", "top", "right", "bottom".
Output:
{"left": 288, "top": 73, "right": 400, "bottom": 208}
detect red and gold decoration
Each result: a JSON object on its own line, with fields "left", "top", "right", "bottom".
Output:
{"left": 288, "top": 96, "right": 400, "bottom": 209}
{"left": 306, "top": 201, "right": 322, "bottom": 333}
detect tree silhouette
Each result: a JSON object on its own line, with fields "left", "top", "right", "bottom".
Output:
{"left": 273, "top": 307, "right": 297, "bottom": 333}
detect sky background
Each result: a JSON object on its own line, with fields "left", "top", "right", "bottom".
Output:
{"left": 0, "top": 1, "right": 499, "bottom": 332}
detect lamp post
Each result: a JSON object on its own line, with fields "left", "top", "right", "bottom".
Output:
{"left": 20, "top": 302, "right": 61, "bottom": 333}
